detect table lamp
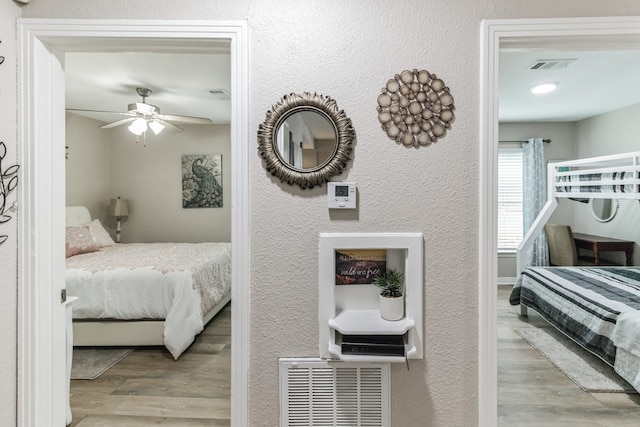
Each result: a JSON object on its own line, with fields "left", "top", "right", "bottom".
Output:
{"left": 108, "top": 197, "right": 129, "bottom": 243}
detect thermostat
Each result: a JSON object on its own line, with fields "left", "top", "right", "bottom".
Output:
{"left": 327, "top": 182, "right": 356, "bottom": 209}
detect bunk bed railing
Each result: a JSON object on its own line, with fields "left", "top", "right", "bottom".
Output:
{"left": 552, "top": 151, "right": 640, "bottom": 199}
{"left": 516, "top": 151, "right": 640, "bottom": 275}
{"left": 516, "top": 165, "right": 557, "bottom": 275}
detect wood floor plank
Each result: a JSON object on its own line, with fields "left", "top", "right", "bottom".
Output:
{"left": 111, "top": 376, "right": 230, "bottom": 399}
{"left": 74, "top": 414, "right": 230, "bottom": 426}
{"left": 70, "top": 394, "right": 229, "bottom": 419}
{"left": 70, "top": 303, "right": 231, "bottom": 424}
{"left": 498, "top": 285, "right": 640, "bottom": 426}
{"left": 73, "top": 289, "right": 640, "bottom": 425}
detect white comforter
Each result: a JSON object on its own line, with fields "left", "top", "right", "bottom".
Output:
{"left": 613, "top": 310, "right": 640, "bottom": 391}
{"left": 66, "top": 242, "right": 231, "bottom": 359}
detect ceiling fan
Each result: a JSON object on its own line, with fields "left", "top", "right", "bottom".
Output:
{"left": 67, "top": 87, "right": 213, "bottom": 136}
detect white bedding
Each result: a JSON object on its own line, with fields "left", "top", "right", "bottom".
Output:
{"left": 66, "top": 242, "right": 231, "bottom": 359}
{"left": 613, "top": 311, "right": 640, "bottom": 391}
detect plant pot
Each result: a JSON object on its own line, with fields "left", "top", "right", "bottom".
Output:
{"left": 379, "top": 295, "right": 404, "bottom": 321}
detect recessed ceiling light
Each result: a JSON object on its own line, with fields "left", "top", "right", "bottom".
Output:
{"left": 530, "top": 82, "right": 558, "bottom": 94}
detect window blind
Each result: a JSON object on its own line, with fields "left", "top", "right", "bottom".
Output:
{"left": 498, "top": 147, "right": 523, "bottom": 250}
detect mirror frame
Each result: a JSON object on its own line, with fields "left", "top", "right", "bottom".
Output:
{"left": 258, "top": 92, "right": 355, "bottom": 189}
{"left": 590, "top": 198, "right": 619, "bottom": 223}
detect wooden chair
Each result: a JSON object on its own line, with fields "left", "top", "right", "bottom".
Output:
{"left": 544, "top": 224, "right": 586, "bottom": 266}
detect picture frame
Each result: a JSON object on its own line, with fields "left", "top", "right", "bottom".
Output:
{"left": 334, "top": 249, "right": 386, "bottom": 285}
{"left": 181, "top": 154, "right": 223, "bottom": 208}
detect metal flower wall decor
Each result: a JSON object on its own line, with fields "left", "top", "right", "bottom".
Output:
{"left": 0, "top": 39, "right": 20, "bottom": 246}
{"left": 376, "top": 69, "right": 455, "bottom": 147}
{"left": 0, "top": 141, "right": 19, "bottom": 245}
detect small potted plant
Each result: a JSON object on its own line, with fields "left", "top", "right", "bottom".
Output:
{"left": 373, "top": 268, "right": 404, "bottom": 321}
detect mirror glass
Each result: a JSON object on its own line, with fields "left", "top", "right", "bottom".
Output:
{"left": 275, "top": 110, "right": 337, "bottom": 171}
{"left": 590, "top": 198, "right": 618, "bottom": 222}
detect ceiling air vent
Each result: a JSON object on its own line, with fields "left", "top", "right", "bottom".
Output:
{"left": 527, "top": 58, "right": 577, "bottom": 71}
{"left": 209, "top": 89, "right": 231, "bottom": 100}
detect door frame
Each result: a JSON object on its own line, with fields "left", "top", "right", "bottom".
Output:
{"left": 479, "top": 16, "right": 640, "bottom": 426}
{"left": 17, "top": 19, "right": 249, "bottom": 426}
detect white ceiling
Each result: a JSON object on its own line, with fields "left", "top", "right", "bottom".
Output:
{"left": 65, "top": 43, "right": 640, "bottom": 127}
{"left": 499, "top": 47, "right": 640, "bottom": 122}
{"left": 65, "top": 51, "right": 232, "bottom": 125}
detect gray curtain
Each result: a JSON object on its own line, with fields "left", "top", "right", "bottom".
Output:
{"left": 522, "top": 138, "right": 549, "bottom": 266}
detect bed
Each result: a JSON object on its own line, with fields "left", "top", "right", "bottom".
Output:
{"left": 65, "top": 206, "right": 231, "bottom": 359}
{"left": 515, "top": 151, "right": 640, "bottom": 275}
{"left": 510, "top": 266, "right": 640, "bottom": 365}
{"left": 512, "top": 151, "right": 640, "bottom": 390}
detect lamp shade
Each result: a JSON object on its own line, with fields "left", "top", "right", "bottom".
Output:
{"left": 108, "top": 197, "right": 129, "bottom": 218}
{"left": 148, "top": 120, "right": 165, "bottom": 135}
{"left": 128, "top": 118, "right": 148, "bottom": 135}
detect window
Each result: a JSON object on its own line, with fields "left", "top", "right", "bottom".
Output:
{"left": 498, "top": 146, "right": 523, "bottom": 250}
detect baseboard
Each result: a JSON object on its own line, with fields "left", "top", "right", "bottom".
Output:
{"left": 498, "top": 276, "right": 517, "bottom": 285}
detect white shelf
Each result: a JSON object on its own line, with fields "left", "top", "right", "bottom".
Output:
{"left": 319, "top": 233, "right": 424, "bottom": 361}
{"left": 329, "top": 309, "right": 415, "bottom": 335}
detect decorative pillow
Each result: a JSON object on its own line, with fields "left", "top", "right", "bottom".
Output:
{"left": 85, "top": 219, "right": 116, "bottom": 247}
{"left": 65, "top": 226, "right": 100, "bottom": 258}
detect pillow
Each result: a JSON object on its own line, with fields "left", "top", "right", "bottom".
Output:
{"left": 85, "top": 219, "right": 116, "bottom": 247}
{"left": 65, "top": 226, "right": 100, "bottom": 258}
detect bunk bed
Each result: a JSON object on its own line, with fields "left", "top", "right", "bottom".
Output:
{"left": 509, "top": 151, "right": 640, "bottom": 390}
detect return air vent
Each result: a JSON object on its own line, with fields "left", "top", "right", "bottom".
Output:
{"left": 527, "top": 58, "right": 576, "bottom": 70}
{"left": 280, "top": 358, "right": 390, "bottom": 427}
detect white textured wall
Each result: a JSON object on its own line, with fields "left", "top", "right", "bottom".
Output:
{"left": 65, "top": 116, "right": 230, "bottom": 243}
{"left": 248, "top": 3, "right": 481, "bottom": 424}
{"left": 108, "top": 124, "right": 231, "bottom": 243}
{"left": 0, "top": 2, "right": 21, "bottom": 424}
{"left": 0, "top": 1, "right": 636, "bottom": 426}
{"left": 65, "top": 113, "right": 111, "bottom": 222}
{"left": 574, "top": 103, "right": 640, "bottom": 265}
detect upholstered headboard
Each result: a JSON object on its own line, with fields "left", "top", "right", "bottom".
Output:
{"left": 66, "top": 206, "right": 92, "bottom": 226}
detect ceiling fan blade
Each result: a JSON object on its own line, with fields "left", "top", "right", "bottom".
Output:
{"left": 66, "top": 108, "right": 135, "bottom": 117}
{"left": 99, "top": 117, "right": 136, "bottom": 129}
{"left": 155, "top": 119, "right": 184, "bottom": 133}
{"left": 157, "top": 114, "right": 213, "bottom": 125}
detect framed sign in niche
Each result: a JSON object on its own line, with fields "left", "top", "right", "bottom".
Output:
{"left": 319, "top": 232, "right": 424, "bottom": 362}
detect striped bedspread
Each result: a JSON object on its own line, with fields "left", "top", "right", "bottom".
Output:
{"left": 510, "top": 267, "right": 640, "bottom": 366}
{"left": 555, "top": 171, "right": 638, "bottom": 194}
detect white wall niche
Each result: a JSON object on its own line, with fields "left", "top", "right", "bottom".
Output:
{"left": 319, "top": 232, "right": 423, "bottom": 362}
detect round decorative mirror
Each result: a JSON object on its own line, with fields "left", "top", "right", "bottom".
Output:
{"left": 258, "top": 92, "right": 355, "bottom": 189}
{"left": 590, "top": 198, "right": 618, "bottom": 222}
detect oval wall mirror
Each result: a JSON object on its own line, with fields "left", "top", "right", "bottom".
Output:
{"left": 590, "top": 198, "right": 618, "bottom": 222}
{"left": 258, "top": 92, "right": 355, "bottom": 189}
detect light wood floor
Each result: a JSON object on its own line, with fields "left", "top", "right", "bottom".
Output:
{"left": 498, "top": 285, "right": 640, "bottom": 426}
{"left": 69, "top": 303, "right": 231, "bottom": 426}
{"left": 68, "top": 290, "right": 640, "bottom": 426}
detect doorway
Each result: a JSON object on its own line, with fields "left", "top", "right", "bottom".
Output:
{"left": 480, "top": 16, "right": 640, "bottom": 426}
{"left": 17, "top": 20, "right": 249, "bottom": 426}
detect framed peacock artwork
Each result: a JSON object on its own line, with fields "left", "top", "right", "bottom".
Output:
{"left": 181, "top": 154, "right": 223, "bottom": 208}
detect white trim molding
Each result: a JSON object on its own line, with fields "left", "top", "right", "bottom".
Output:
{"left": 480, "top": 16, "right": 640, "bottom": 427}
{"left": 17, "top": 19, "right": 249, "bottom": 426}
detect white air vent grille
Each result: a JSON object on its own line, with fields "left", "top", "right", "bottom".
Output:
{"left": 280, "top": 358, "right": 390, "bottom": 427}
{"left": 527, "top": 58, "right": 576, "bottom": 70}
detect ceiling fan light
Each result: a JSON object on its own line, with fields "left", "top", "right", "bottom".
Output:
{"left": 149, "top": 120, "right": 165, "bottom": 135}
{"left": 530, "top": 82, "right": 558, "bottom": 94}
{"left": 130, "top": 102, "right": 157, "bottom": 115}
{"left": 128, "top": 118, "right": 148, "bottom": 135}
